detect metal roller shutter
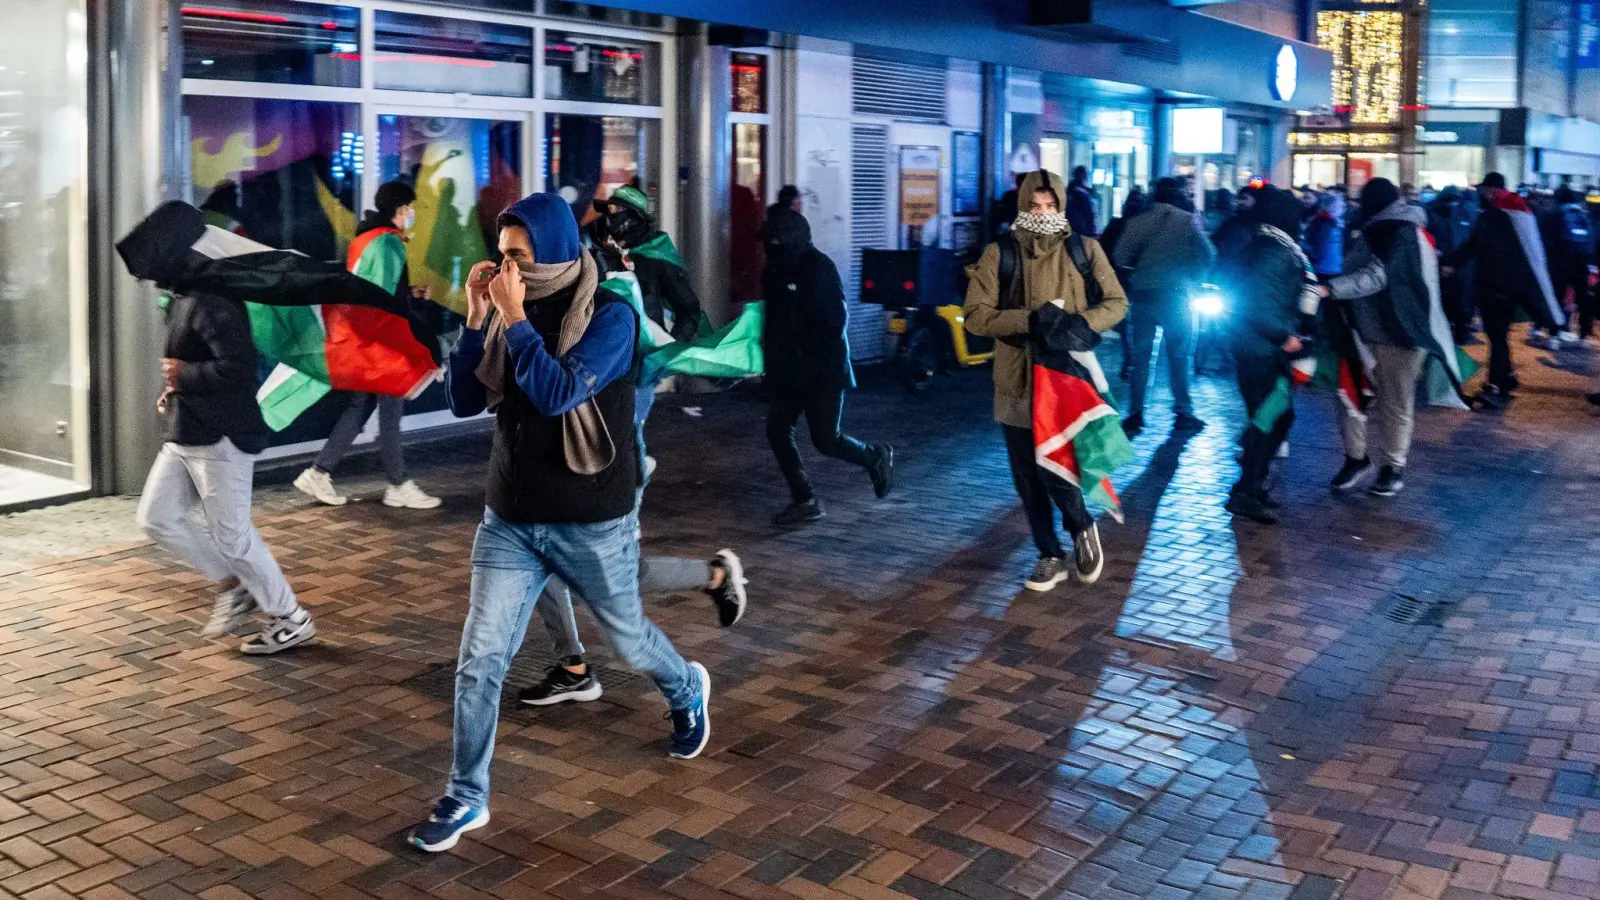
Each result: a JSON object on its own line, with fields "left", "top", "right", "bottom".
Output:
{"left": 848, "top": 124, "right": 889, "bottom": 362}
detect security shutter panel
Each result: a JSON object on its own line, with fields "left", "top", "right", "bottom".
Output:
{"left": 849, "top": 124, "right": 889, "bottom": 362}
{"left": 851, "top": 57, "right": 948, "bottom": 123}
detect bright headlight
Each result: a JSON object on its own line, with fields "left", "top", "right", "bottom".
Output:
{"left": 1191, "top": 287, "right": 1225, "bottom": 318}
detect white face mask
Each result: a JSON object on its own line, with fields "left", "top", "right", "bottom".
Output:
{"left": 400, "top": 207, "right": 416, "bottom": 231}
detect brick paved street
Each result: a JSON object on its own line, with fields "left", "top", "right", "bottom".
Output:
{"left": 3, "top": 333, "right": 1600, "bottom": 900}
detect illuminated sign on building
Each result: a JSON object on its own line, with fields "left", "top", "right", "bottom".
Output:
{"left": 1316, "top": 9, "right": 1405, "bottom": 126}
{"left": 1171, "top": 107, "right": 1225, "bottom": 154}
{"left": 1273, "top": 45, "right": 1298, "bottom": 102}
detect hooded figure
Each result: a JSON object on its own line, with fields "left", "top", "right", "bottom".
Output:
{"left": 1212, "top": 184, "right": 1266, "bottom": 264}
{"left": 1112, "top": 176, "right": 1218, "bottom": 435}
{"left": 1219, "top": 186, "right": 1321, "bottom": 524}
{"left": 417, "top": 192, "right": 712, "bottom": 856}
{"left": 1321, "top": 177, "right": 1464, "bottom": 497}
{"left": 758, "top": 204, "right": 894, "bottom": 528}
{"left": 594, "top": 185, "right": 703, "bottom": 341}
{"left": 964, "top": 168, "right": 1129, "bottom": 590}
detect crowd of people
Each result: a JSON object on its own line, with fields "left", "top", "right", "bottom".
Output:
{"left": 128, "top": 157, "right": 1600, "bottom": 855}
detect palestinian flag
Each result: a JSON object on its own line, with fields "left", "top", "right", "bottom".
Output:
{"left": 1493, "top": 190, "right": 1565, "bottom": 330}
{"left": 1031, "top": 303, "right": 1134, "bottom": 522}
{"left": 600, "top": 268, "right": 765, "bottom": 384}
{"left": 117, "top": 201, "right": 441, "bottom": 430}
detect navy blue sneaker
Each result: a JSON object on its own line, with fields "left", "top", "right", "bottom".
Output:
{"left": 668, "top": 662, "right": 711, "bottom": 759}
{"left": 409, "top": 796, "right": 488, "bottom": 853}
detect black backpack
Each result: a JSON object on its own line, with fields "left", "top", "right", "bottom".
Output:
{"left": 1558, "top": 204, "right": 1596, "bottom": 258}
{"left": 996, "top": 231, "right": 1100, "bottom": 312}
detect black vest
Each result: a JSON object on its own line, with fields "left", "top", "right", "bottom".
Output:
{"left": 485, "top": 287, "right": 640, "bottom": 524}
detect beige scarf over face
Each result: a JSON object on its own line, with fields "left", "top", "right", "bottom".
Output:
{"left": 475, "top": 249, "right": 615, "bottom": 475}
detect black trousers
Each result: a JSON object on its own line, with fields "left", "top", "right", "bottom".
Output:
{"left": 1002, "top": 424, "right": 1091, "bottom": 559}
{"left": 1234, "top": 354, "right": 1294, "bottom": 496}
{"left": 767, "top": 386, "right": 876, "bottom": 503}
{"left": 1480, "top": 295, "right": 1516, "bottom": 390}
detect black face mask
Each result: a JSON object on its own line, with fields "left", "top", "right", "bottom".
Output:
{"left": 606, "top": 209, "right": 651, "bottom": 247}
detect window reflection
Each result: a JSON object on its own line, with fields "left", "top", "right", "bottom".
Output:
{"left": 545, "top": 2, "right": 664, "bottom": 29}
{"left": 373, "top": 12, "right": 533, "bottom": 98}
{"left": 543, "top": 32, "right": 659, "bottom": 104}
{"left": 181, "top": 0, "right": 359, "bottom": 86}
{"left": 731, "top": 52, "right": 767, "bottom": 114}
{"left": 545, "top": 114, "right": 658, "bottom": 224}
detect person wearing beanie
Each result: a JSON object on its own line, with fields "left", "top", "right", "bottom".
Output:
{"left": 760, "top": 203, "right": 895, "bottom": 527}
{"left": 294, "top": 180, "right": 440, "bottom": 511}
{"left": 1319, "top": 177, "right": 1441, "bottom": 497}
{"left": 1221, "top": 187, "right": 1321, "bottom": 524}
{"left": 1113, "top": 176, "right": 1218, "bottom": 436}
{"left": 1441, "top": 172, "right": 1565, "bottom": 398}
{"left": 409, "top": 192, "right": 713, "bottom": 854}
{"left": 964, "top": 169, "right": 1128, "bottom": 591}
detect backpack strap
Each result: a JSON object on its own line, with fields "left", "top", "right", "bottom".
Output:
{"left": 1069, "top": 233, "right": 1102, "bottom": 306}
{"left": 997, "top": 233, "right": 1024, "bottom": 311}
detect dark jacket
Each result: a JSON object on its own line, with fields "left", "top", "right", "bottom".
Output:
{"left": 1066, "top": 180, "right": 1097, "bottom": 237}
{"left": 1325, "top": 200, "right": 1431, "bottom": 348}
{"left": 1440, "top": 197, "right": 1551, "bottom": 316}
{"left": 632, "top": 246, "right": 703, "bottom": 341}
{"left": 162, "top": 294, "right": 270, "bottom": 454}
{"left": 1224, "top": 227, "right": 1312, "bottom": 361}
{"left": 760, "top": 207, "right": 853, "bottom": 392}
{"left": 1211, "top": 212, "right": 1257, "bottom": 266}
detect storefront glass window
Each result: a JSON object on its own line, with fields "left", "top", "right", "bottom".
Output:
{"left": 1419, "top": 145, "right": 1484, "bottom": 191}
{"left": 546, "top": 114, "right": 659, "bottom": 222}
{"left": 376, "top": 115, "right": 522, "bottom": 317}
{"left": 1293, "top": 154, "right": 1347, "bottom": 191}
{"left": 181, "top": 0, "right": 360, "bottom": 87}
{"left": 730, "top": 123, "right": 766, "bottom": 306}
{"left": 1349, "top": 153, "right": 1401, "bottom": 192}
{"left": 373, "top": 12, "right": 533, "bottom": 98}
{"left": 0, "top": 0, "right": 91, "bottom": 508}
{"left": 543, "top": 32, "right": 660, "bottom": 105}
{"left": 1426, "top": 0, "right": 1518, "bottom": 107}
{"left": 545, "top": 2, "right": 664, "bottom": 29}
{"left": 732, "top": 53, "right": 767, "bottom": 114}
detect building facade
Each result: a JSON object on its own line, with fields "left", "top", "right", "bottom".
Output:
{"left": 1, "top": 0, "right": 1330, "bottom": 511}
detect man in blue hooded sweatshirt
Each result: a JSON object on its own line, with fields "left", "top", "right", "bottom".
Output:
{"left": 409, "top": 193, "right": 711, "bottom": 854}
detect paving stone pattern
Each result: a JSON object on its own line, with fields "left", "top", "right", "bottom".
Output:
{"left": 2, "top": 334, "right": 1600, "bottom": 900}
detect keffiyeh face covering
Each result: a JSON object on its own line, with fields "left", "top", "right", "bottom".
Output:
{"left": 1013, "top": 210, "right": 1070, "bottom": 235}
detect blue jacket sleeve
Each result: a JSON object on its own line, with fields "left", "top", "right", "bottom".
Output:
{"left": 505, "top": 302, "right": 637, "bottom": 416}
{"left": 446, "top": 326, "right": 488, "bottom": 417}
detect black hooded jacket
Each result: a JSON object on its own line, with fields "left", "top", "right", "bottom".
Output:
{"left": 760, "top": 206, "right": 854, "bottom": 392}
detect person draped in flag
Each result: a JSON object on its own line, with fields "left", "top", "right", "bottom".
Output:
{"left": 410, "top": 192, "right": 712, "bottom": 854}
{"left": 1440, "top": 172, "right": 1563, "bottom": 401}
{"left": 294, "top": 181, "right": 441, "bottom": 511}
{"left": 1222, "top": 187, "right": 1321, "bottom": 525}
{"left": 135, "top": 289, "right": 318, "bottom": 655}
{"left": 1320, "top": 178, "right": 1464, "bottom": 498}
{"left": 964, "top": 169, "right": 1128, "bottom": 591}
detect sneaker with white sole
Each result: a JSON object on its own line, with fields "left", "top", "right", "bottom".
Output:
{"left": 202, "top": 586, "right": 256, "bottom": 638}
{"left": 707, "top": 550, "right": 748, "bottom": 627}
{"left": 1072, "top": 523, "right": 1104, "bottom": 585}
{"left": 383, "top": 480, "right": 441, "bottom": 509}
{"left": 294, "top": 468, "right": 346, "bottom": 506}
{"left": 517, "top": 663, "right": 602, "bottom": 706}
{"left": 240, "top": 607, "right": 316, "bottom": 655}
{"left": 410, "top": 796, "right": 489, "bottom": 853}
{"left": 668, "top": 662, "right": 711, "bottom": 760}
{"left": 1024, "top": 556, "right": 1069, "bottom": 592}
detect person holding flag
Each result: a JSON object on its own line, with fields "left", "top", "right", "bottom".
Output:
{"left": 1320, "top": 178, "right": 1467, "bottom": 498}
{"left": 1222, "top": 187, "right": 1322, "bottom": 525}
{"left": 1441, "top": 172, "right": 1563, "bottom": 401}
{"left": 963, "top": 169, "right": 1128, "bottom": 591}
{"left": 294, "top": 181, "right": 441, "bottom": 510}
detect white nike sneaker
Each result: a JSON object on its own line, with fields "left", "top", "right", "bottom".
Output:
{"left": 383, "top": 480, "right": 441, "bottom": 509}
{"left": 294, "top": 468, "right": 347, "bottom": 506}
{"left": 202, "top": 586, "right": 256, "bottom": 637}
{"left": 241, "top": 607, "right": 316, "bottom": 655}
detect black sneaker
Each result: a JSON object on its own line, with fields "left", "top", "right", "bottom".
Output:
{"left": 1072, "top": 523, "right": 1104, "bottom": 584}
{"left": 1225, "top": 491, "right": 1278, "bottom": 524}
{"left": 1330, "top": 456, "right": 1370, "bottom": 491}
{"left": 773, "top": 499, "right": 824, "bottom": 527}
{"left": 1173, "top": 413, "right": 1206, "bottom": 433}
{"left": 518, "top": 663, "right": 602, "bottom": 706}
{"left": 869, "top": 445, "right": 896, "bottom": 499}
{"left": 1369, "top": 466, "right": 1404, "bottom": 497}
{"left": 1120, "top": 413, "right": 1144, "bottom": 437}
{"left": 1024, "top": 556, "right": 1069, "bottom": 592}
{"left": 706, "top": 550, "right": 747, "bottom": 627}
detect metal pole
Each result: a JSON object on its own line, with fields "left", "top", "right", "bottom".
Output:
{"left": 679, "top": 24, "right": 731, "bottom": 326}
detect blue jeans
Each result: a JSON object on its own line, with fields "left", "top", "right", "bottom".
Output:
{"left": 635, "top": 383, "right": 657, "bottom": 472}
{"left": 447, "top": 507, "right": 698, "bottom": 809}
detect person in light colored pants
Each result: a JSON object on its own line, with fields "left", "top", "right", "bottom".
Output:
{"left": 1340, "top": 344, "right": 1427, "bottom": 469}
{"left": 136, "top": 438, "right": 300, "bottom": 619}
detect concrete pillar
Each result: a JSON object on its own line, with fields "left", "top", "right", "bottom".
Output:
{"left": 90, "top": 0, "right": 179, "bottom": 494}
{"left": 678, "top": 26, "right": 731, "bottom": 326}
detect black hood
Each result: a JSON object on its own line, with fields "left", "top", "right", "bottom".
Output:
{"left": 761, "top": 205, "right": 812, "bottom": 257}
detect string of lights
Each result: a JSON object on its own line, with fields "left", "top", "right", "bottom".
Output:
{"left": 1316, "top": 10, "right": 1406, "bottom": 126}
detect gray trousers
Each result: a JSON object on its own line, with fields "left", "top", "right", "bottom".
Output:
{"left": 538, "top": 555, "right": 711, "bottom": 659}
{"left": 1127, "top": 288, "right": 1195, "bottom": 418}
{"left": 314, "top": 393, "right": 406, "bottom": 485}
{"left": 1340, "top": 344, "right": 1427, "bottom": 469}
{"left": 136, "top": 439, "right": 298, "bottom": 617}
